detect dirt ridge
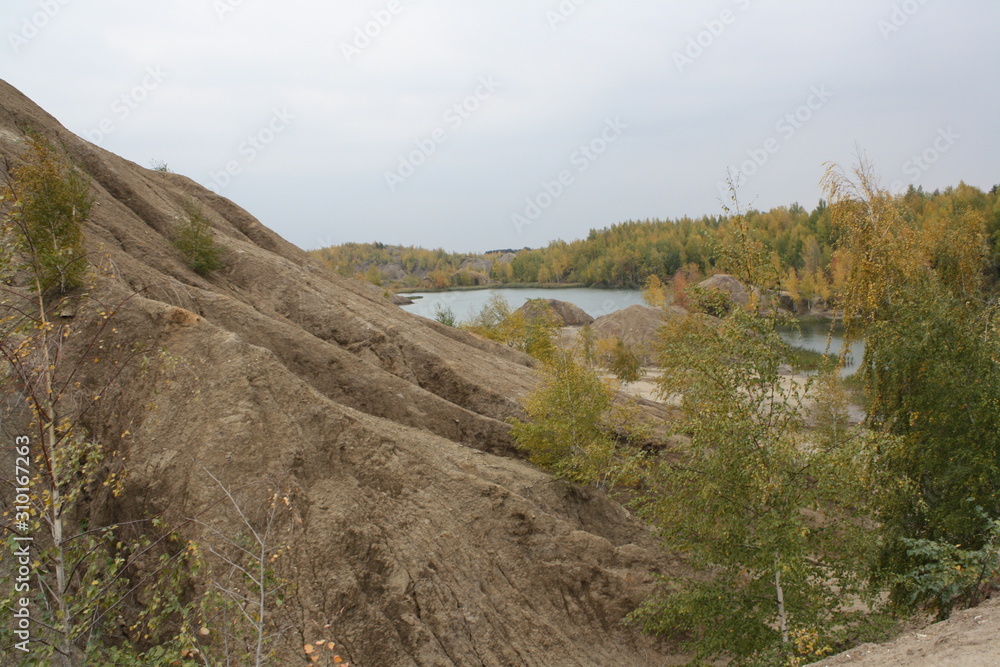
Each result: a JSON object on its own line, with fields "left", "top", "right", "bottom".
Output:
{"left": 0, "top": 79, "right": 682, "bottom": 665}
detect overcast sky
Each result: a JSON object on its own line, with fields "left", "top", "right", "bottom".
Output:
{"left": 3, "top": 1, "right": 997, "bottom": 253}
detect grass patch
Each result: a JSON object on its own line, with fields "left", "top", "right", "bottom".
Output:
{"left": 784, "top": 344, "right": 837, "bottom": 373}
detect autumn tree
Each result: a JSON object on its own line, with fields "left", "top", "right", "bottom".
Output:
{"left": 630, "top": 187, "right": 874, "bottom": 665}
{"left": 3, "top": 136, "right": 90, "bottom": 294}
{"left": 606, "top": 338, "right": 641, "bottom": 385}
{"left": 823, "top": 157, "right": 1000, "bottom": 616}
{"left": 642, "top": 274, "right": 667, "bottom": 307}
{"left": 0, "top": 136, "right": 197, "bottom": 665}
{"left": 510, "top": 348, "right": 645, "bottom": 490}
{"left": 463, "top": 294, "right": 559, "bottom": 360}
{"left": 311, "top": 186, "right": 999, "bottom": 293}
{"left": 187, "top": 469, "right": 306, "bottom": 666}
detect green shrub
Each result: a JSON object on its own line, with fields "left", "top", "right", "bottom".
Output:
{"left": 3, "top": 135, "right": 91, "bottom": 293}
{"left": 173, "top": 200, "right": 223, "bottom": 274}
{"left": 510, "top": 350, "right": 644, "bottom": 488}
{"left": 462, "top": 293, "right": 559, "bottom": 360}
{"left": 433, "top": 303, "right": 457, "bottom": 327}
{"left": 895, "top": 510, "right": 1000, "bottom": 620}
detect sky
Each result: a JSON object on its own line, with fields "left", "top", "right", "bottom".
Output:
{"left": 2, "top": 1, "right": 998, "bottom": 253}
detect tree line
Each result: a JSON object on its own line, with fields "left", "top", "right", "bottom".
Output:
{"left": 312, "top": 184, "right": 1000, "bottom": 299}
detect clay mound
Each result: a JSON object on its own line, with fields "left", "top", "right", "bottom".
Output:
{"left": 516, "top": 298, "right": 595, "bottom": 326}
{"left": 0, "top": 79, "right": 680, "bottom": 665}
{"left": 698, "top": 273, "right": 750, "bottom": 306}
{"left": 591, "top": 304, "right": 686, "bottom": 361}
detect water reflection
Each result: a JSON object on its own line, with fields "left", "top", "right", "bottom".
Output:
{"left": 776, "top": 321, "right": 864, "bottom": 376}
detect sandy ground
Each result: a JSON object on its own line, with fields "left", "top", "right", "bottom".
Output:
{"left": 614, "top": 368, "right": 865, "bottom": 425}
{"left": 808, "top": 597, "right": 1000, "bottom": 666}
{"left": 614, "top": 368, "right": 678, "bottom": 405}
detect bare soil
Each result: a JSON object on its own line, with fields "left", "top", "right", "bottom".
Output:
{"left": 809, "top": 597, "right": 1000, "bottom": 666}
{"left": 0, "top": 79, "right": 686, "bottom": 666}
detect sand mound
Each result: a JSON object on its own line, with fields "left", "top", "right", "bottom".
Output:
{"left": 590, "top": 304, "right": 686, "bottom": 361}
{"left": 697, "top": 273, "right": 751, "bottom": 306}
{"left": 516, "top": 298, "right": 595, "bottom": 326}
{"left": 808, "top": 597, "right": 1000, "bottom": 666}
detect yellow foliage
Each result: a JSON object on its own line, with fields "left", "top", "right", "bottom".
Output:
{"left": 642, "top": 274, "right": 667, "bottom": 307}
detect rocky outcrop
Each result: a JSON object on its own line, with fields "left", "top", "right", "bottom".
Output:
{"left": 460, "top": 257, "right": 493, "bottom": 274}
{"left": 390, "top": 292, "right": 415, "bottom": 305}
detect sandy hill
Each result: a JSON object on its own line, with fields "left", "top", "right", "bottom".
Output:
{"left": 6, "top": 80, "right": 995, "bottom": 667}
{"left": 0, "top": 80, "right": 683, "bottom": 665}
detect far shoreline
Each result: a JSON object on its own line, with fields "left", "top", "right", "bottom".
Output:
{"left": 395, "top": 284, "right": 843, "bottom": 322}
{"left": 395, "top": 282, "right": 593, "bottom": 295}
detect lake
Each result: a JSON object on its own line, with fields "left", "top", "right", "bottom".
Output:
{"left": 775, "top": 321, "right": 864, "bottom": 375}
{"left": 400, "top": 287, "right": 862, "bottom": 374}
